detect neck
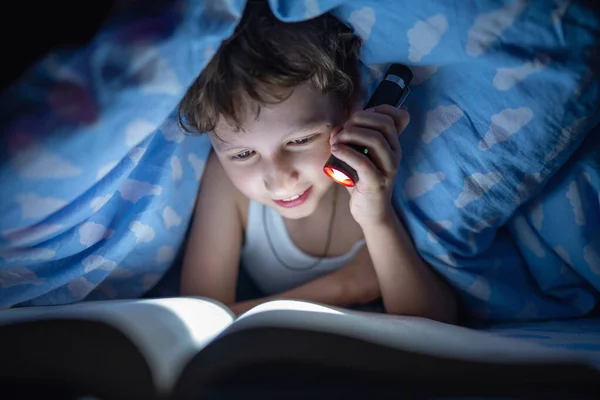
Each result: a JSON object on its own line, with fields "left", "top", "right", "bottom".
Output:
{"left": 309, "top": 183, "right": 341, "bottom": 222}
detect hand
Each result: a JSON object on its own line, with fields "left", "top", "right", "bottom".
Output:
{"left": 229, "top": 299, "right": 260, "bottom": 316}
{"left": 329, "top": 105, "right": 410, "bottom": 227}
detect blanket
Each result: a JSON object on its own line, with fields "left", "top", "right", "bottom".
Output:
{"left": 1, "top": 0, "right": 599, "bottom": 321}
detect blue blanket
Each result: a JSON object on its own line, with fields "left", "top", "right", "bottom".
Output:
{"left": 1, "top": 0, "right": 599, "bottom": 321}
{"left": 480, "top": 316, "right": 600, "bottom": 368}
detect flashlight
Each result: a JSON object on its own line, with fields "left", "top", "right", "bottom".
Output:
{"left": 323, "top": 64, "right": 413, "bottom": 187}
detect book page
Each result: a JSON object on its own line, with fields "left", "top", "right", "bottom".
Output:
{"left": 0, "top": 297, "right": 235, "bottom": 394}
{"left": 224, "top": 300, "right": 589, "bottom": 366}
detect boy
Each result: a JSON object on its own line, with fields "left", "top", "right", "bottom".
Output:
{"left": 178, "top": 1, "right": 457, "bottom": 322}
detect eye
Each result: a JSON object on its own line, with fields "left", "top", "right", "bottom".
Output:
{"left": 231, "top": 150, "right": 255, "bottom": 161}
{"left": 288, "top": 135, "right": 317, "bottom": 146}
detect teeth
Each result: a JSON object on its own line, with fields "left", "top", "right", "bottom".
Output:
{"left": 282, "top": 190, "right": 304, "bottom": 202}
{"left": 283, "top": 194, "right": 300, "bottom": 202}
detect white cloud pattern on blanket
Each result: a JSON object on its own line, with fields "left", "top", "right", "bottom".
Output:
{"left": 566, "top": 181, "right": 586, "bottom": 226}
{"left": 110, "top": 268, "right": 135, "bottom": 279}
{"left": 96, "top": 161, "right": 119, "bottom": 181}
{"left": 45, "top": 55, "right": 86, "bottom": 85}
{"left": 12, "top": 144, "right": 81, "bottom": 179}
{"left": 125, "top": 119, "right": 156, "bottom": 148}
{"left": 304, "top": 0, "right": 320, "bottom": 19}
{"left": 473, "top": 214, "right": 501, "bottom": 232}
{"left": 422, "top": 104, "right": 464, "bottom": 144}
{"left": 136, "top": 47, "right": 183, "bottom": 96}
{"left": 1, "top": 248, "right": 56, "bottom": 263}
{"left": 478, "top": 107, "right": 533, "bottom": 151}
{"left": 171, "top": 156, "right": 183, "bottom": 182}
{"left": 466, "top": 0, "right": 527, "bottom": 57}
{"left": 16, "top": 194, "right": 67, "bottom": 220}
{"left": 551, "top": 0, "right": 570, "bottom": 43}
{"left": 454, "top": 172, "right": 502, "bottom": 209}
{"left": 425, "top": 220, "right": 453, "bottom": 242}
{"left": 90, "top": 193, "right": 113, "bottom": 212}
{"left": 545, "top": 117, "right": 588, "bottom": 162}
{"left": 79, "top": 222, "right": 110, "bottom": 246}
{"left": 142, "top": 274, "right": 162, "bottom": 291}
{"left": 128, "top": 146, "right": 147, "bottom": 165}
{"left": 404, "top": 171, "right": 445, "bottom": 200}
{"left": 156, "top": 245, "right": 175, "bottom": 263}
{"left": 513, "top": 216, "right": 546, "bottom": 257}
{"left": 163, "top": 206, "right": 182, "bottom": 230}
{"left": 554, "top": 245, "right": 573, "bottom": 267}
{"left": 119, "top": 179, "right": 163, "bottom": 203}
{"left": 583, "top": 245, "right": 600, "bottom": 275}
{"left": 204, "top": 44, "right": 216, "bottom": 66}
{"left": 188, "top": 154, "right": 207, "bottom": 181}
{"left": 468, "top": 276, "right": 492, "bottom": 301}
{"left": 436, "top": 253, "right": 457, "bottom": 267}
{"left": 161, "top": 117, "right": 186, "bottom": 143}
{"left": 348, "top": 7, "right": 376, "bottom": 41}
{"left": 493, "top": 54, "right": 549, "bottom": 91}
{"left": 0, "top": 266, "right": 45, "bottom": 288}
{"left": 513, "top": 171, "right": 547, "bottom": 205}
{"left": 3, "top": 224, "right": 64, "bottom": 247}
{"left": 82, "top": 255, "right": 117, "bottom": 273}
{"left": 129, "top": 220, "right": 155, "bottom": 243}
{"left": 68, "top": 276, "right": 95, "bottom": 298}
{"left": 530, "top": 199, "right": 544, "bottom": 231}
{"left": 407, "top": 14, "right": 448, "bottom": 62}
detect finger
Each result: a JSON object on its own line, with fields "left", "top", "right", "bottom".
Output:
{"left": 347, "top": 110, "right": 399, "bottom": 151}
{"left": 333, "top": 126, "right": 397, "bottom": 174}
{"left": 329, "top": 125, "right": 343, "bottom": 145}
{"left": 369, "top": 105, "right": 410, "bottom": 135}
{"left": 330, "top": 143, "right": 384, "bottom": 190}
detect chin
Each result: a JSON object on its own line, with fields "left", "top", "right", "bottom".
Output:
{"left": 276, "top": 204, "right": 316, "bottom": 220}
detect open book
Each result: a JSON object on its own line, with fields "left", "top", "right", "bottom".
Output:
{"left": 1, "top": 297, "right": 598, "bottom": 399}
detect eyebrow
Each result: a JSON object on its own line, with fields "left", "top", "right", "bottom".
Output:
{"left": 212, "top": 119, "right": 332, "bottom": 153}
{"left": 211, "top": 136, "right": 241, "bottom": 153}
{"left": 283, "top": 120, "right": 332, "bottom": 140}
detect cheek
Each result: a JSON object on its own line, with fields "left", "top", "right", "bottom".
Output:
{"left": 225, "top": 166, "right": 260, "bottom": 194}
{"left": 217, "top": 157, "right": 261, "bottom": 195}
{"left": 301, "top": 143, "right": 333, "bottom": 173}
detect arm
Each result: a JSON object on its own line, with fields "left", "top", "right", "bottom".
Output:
{"left": 229, "top": 245, "right": 380, "bottom": 315}
{"left": 361, "top": 212, "right": 457, "bottom": 324}
{"left": 329, "top": 104, "right": 457, "bottom": 323}
{"left": 180, "top": 152, "right": 243, "bottom": 305}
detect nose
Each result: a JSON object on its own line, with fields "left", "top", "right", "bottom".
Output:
{"left": 263, "top": 155, "right": 300, "bottom": 195}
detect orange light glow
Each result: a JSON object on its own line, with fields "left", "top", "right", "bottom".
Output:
{"left": 323, "top": 166, "right": 355, "bottom": 187}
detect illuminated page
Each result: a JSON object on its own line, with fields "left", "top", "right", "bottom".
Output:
{"left": 0, "top": 297, "right": 234, "bottom": 394}
{"left": 224, "top": 299, "right": 584, "bottom": 365}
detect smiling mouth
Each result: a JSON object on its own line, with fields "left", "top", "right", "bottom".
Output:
{"left": 272, "top": 186, "right": 313, "bottom": 208}
{"left": 279, "top": 190, "right": 307, "bottom": 202}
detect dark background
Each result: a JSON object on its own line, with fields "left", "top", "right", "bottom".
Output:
{"left": 1, "top": 1, "right": 114, "bottom": 90}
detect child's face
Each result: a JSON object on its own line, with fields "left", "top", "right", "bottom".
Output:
{"left": 210, "top": 83, "right": 347, "bottom": 219}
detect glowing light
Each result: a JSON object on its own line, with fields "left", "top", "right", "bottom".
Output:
{"left": 324, "top": 166, "right": 355, "bottom": 187}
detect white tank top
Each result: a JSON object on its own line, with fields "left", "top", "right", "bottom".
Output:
{"left": 240, "top": 200, "right": 366, "bottom": 295}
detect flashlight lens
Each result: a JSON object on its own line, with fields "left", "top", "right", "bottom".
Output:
{"left": 324, "top": 166, "right": 355, "bottom": 187}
